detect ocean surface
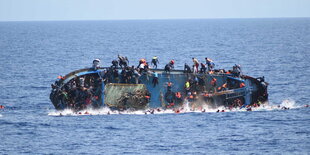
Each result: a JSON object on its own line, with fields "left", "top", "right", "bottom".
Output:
{"left": 0, "top": 18, "right": 310, "bottom": 154}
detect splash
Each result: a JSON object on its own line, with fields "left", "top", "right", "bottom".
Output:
{"left": 280, "top": 99, "right": 296, "bottom": 108}
{"left": 48, "top": 99, "right": 307, "bottom": 116}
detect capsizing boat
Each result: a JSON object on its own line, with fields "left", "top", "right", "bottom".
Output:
{"left": 50, "top": 61, "right": 268, "bottom": 111}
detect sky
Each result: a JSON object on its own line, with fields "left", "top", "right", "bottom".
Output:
{"left": 0, "top": 0, "right": 310, "bottom": 21}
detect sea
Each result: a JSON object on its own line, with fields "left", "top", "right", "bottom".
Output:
{"left": 0, "top": 18, "right": 309, "bottom": 154}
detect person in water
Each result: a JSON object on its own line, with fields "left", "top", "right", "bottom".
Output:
{"left": 151, "top": 56, "right": 159, "bottom": 69}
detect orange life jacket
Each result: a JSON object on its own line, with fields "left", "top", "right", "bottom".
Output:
{"left": 240, "top": 83, "right": 245, "bottom": 88}
{"left": 210, "top": 78, "right": 217, "bottom": 86}
{"left": 168, "top": 82, "right": 172, "bottom": 87}
{"left": 140, "top": 59, "right": 146, "bottom": 63}
{"left": 176, "top": 92, "right": 181, "bottom": 98}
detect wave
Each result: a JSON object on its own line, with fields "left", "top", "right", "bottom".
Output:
{"left": 48, "top": 99, "right": 307, "bottom": 116}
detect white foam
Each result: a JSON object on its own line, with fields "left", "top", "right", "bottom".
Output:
{"left": 280, "top": 99, "right": 296, "bottom": 108}
{"left": 48, "top": 99, "right": 305, "bottom": 116}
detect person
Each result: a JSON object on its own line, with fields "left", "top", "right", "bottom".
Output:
{"left": 187, "top": 92, "right": 194, "bottom": 102}
{"left": 184, "top": 63, "right": 192, "bottom": 73}
{"left": 239, "top": 82, "right": 246, "bottom": 88}
{"left": 133, "top": 68, "right": 141, "bottom": 84}
{"left": 192, "top": 58, "right": 199, "bottom": 73}
{"left": 118, "top": 54, "right": 129, "bottom": 68}
{"left": 167, "top": 82, "right": 173, "bottom": 91}
{"left": 92, "top": 59, "right": 100, "bottom": 70}
{"left": 232, "top": 64, "right": 242, "bottom": 77}
{"left": 184, "top": 80, "right": 190, "bottom": 94}
{"left": 164, "top": 89, "right": 175, "bottom": 108}
{"left": 210, "top": 77, "right": 217, "bottom": 93}
{"left": 169, "top": 60, "right": 175, "bottom": 68}
{"left": 236, "top": 64, "right": 242, "bottom": 74}
{"left": 138, "top": 58, "right": 146, "bottom": 67}
{"left": 232, "top": 65, "right": 241, "bottom": 77}
{"left": 137, "top": 58, "right": 147, "bottom": 73}
{"left": 200, "top": 63, "right": 207, "bottom": 73}
{"left": 205, "top": 57, "right": 215, "bottom": 71}
{"left": 198, "top": 76, "right": 206, "bottom": 91}
{"left": 120, "top": 68, "right": 128, "bottom": 83}
{"left": 113, "top": 68, "right": 119, "bottom": 83}
{"left": 151, "top": 56, "right": 159, "bottom": 69}
{"left": 144, "top": 62, "right": 150, "bottom": 72}
{"left": 111, "top": 59, "right": 118, "bottom": 68}
{"left": 217, "top": 82, "right": 228, "bottom": 92}
{"left": 175, "top": 92, "right": 183, "bottom": 106}
{"left": 152, "top": 71, "right": 159, "bottom": 87}
{"left": 164, "top": 60, "right": 175, "bottom": 73}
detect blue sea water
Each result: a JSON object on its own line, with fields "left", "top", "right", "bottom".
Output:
{"left": 0, "top": 18, "right": 310, "bottom": 154}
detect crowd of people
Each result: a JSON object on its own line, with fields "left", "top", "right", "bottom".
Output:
{"left": 51, "top": 54, "right": 245, "bottom": 111}
{"left": 93, "top": 55, "right": 245, "bottom": 107}
{"left": 50, "top": 74, "right": 103, "bottom": 111}
{"left": 93, "top": 55, "right": 243, "bottom": 78}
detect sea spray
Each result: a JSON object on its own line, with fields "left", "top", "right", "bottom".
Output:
{"left": 48, "top": 99, "right": 304, "bottom": 116}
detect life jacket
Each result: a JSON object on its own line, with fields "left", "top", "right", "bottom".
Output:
{"left": 140, "top": 59, "right": 146, "bottom": 64}
{"left": 168, "top": 82, "right": 172, "bottom": 87}
{"left": 240, "top": 83, "right": 245, "bottom": 88}
{"left": 210, "top": 78, "right": 217, "bottom": 86}
{"left": 175, "top": 92, "right": 182, "bottom": 98}
{"left": 223, "top": 83, "right": 227, "bottom": 88}
{"left": 203, "top": 93, "right": 210, "bottom": 97}
{"left": 185, "top": 82, "right": 190, "bottom": 88}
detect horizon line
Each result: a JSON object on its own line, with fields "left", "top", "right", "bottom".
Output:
{"left": 0, "top": 16, "right": 309, "bottom": 22}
